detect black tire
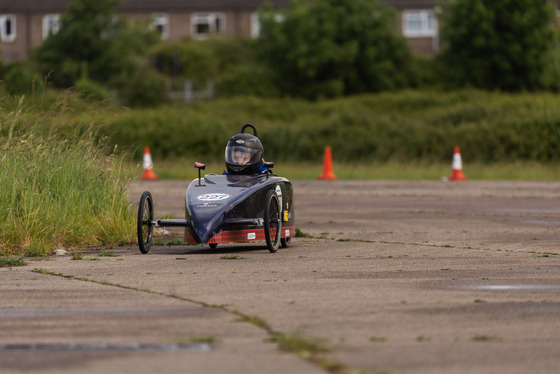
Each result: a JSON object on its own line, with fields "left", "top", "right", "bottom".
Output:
{"left": 209, "top": 243, "right": 218, "bottom": 249}
{"left": 281, "top": 237, "right": 291, "bottom": 248}
{"left": 137, "top": 191, "right": 154, "bottom": 254}
{"left": 264, "top": 190, "right": 281, "bottom": 253}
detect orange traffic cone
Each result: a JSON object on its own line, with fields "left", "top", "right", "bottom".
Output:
{"left": 140, "top": 146, "right": 158, "bottom": 180}
{"left": 318, "top": 146, "right": 337, "bottom": 180}
{"left": 448, "top": 146, "right": 467, "bottom": 181}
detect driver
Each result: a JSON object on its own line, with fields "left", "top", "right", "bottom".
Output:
{"left": 231, "top": 148, "right": 252, "bottom": 165}
{"left": 225, "top": 132, "right": 267, "bottom": 175}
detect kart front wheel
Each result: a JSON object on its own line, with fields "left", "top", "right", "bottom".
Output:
{"left": 264, "top": 190, "right": 281, "bottom": 253}
{"left": 137, "top": 191, "right": 154, "bottom": 254}
{"left": 281, "top": 237, "right": 291, "bottom": 248}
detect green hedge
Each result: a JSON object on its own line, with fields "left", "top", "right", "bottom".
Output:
{"left": 103, "top": 90, "right": 560, "bottom": 164}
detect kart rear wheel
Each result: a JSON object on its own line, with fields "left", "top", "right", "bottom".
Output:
{"left": 281, "top": 237, "right": 291, "bottom": 248}
{"left": 137, "top": 191, "right": 154, "bottom": 254}
{"left": 264, "top": 189, "right": 281, "bottom": 253}
{"left": 209, "top": 243, "right": 218, "bottom": 249}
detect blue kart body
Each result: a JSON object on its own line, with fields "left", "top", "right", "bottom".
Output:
{"left": 137, "top": 166, "right": 295, "bottom": 253}
{"left": 183, "top": 173, "right": 294, "bottom": 245}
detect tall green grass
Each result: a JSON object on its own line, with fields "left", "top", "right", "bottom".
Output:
{"left": 0, "top": 95, "right": 135, "bottom": 256}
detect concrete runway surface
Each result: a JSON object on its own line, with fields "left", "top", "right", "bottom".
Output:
{"left": 1, "top": 180, "right": 560, "bottom": 374}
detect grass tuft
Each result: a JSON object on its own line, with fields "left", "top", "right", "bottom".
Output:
{"left": 96, "top": 251, "right": 120, "bottom": 257}
{"left": 0, "top": 257, "right": 26, "bottom": 267}
{"left": 220, "top": 255, "right": 242, "bottom": 260}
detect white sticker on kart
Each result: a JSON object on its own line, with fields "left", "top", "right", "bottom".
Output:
{"left": 275, "top": 185, "right": 282, "bottom": 208}
{"left": 198, "top": 193, "right": 230, "bottom": 201}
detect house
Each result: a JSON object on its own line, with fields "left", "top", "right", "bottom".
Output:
{"left": 3, "top": 0, "right": 549, "bottom": 64}
{"left": 390, "top": 0, "right": 444, "bottom": 55}
{"left": 0, "top": 0, "right": 292, "bottom": 62}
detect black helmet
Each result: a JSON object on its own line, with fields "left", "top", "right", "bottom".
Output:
{"left": 225, "top": 124, "right": 264, "bottom": 175}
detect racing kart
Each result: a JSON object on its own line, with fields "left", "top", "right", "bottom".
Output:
{"left": 136, "top": 125, "right": 295, "bottom": 253}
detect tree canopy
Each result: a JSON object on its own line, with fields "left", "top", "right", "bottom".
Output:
{"left": 33, "top": 0, "right": 158, "bottom": 88}
{"left": 257, "top": 0, "right": 416, "bottom": 99}
{"left": 437, "top": 0, "right": 560, "bottom": 91}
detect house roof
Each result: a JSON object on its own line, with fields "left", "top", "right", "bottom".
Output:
{"left": 0, "top": 0, "right": 292, "bottom": 13}
{"left": 384, "top": 1, "right": 438, "bottom": 10}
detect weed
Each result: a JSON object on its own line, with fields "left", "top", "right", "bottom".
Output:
{"left": 0, "top": 257, "right": 26, "bottom": 267}
{"left": 24, "top": 248, "right": 48, "bottom": 258}
{"left": 295, "top": 228, "right": 312, "bottom": 238}
{"left": 71, "top": 252, "right": 83, "bottom": 260}
{"left": 270, "top": 332, "right": 346, "bottom": 373}
{"left": 221, "top": 255, "right": 241, "bottom": 260}
{"left": 539, "top": 252, "right": 558, "bottom": 257}
{"left": 166, "top": 239, "right": 188, "bottom": 246}
{"left": 180, "top": 336, "right": 216, "bottom": 344}
{"left": 338, "top": 238, "right": 375, "bottom": 243}
{"left": 370, "top": 336, "right": 388, "bottom": 343}
{"left": 97, "top": 251, "right": 120, "bottom": 257}
{"left": 472, "top": 335, "right": 501, "bottom": 342}
{"left": 416, "top": 335, "right": 430, "bottom": 342}
{"left": 231, "top": 310, "right": 270, "bottom": 329}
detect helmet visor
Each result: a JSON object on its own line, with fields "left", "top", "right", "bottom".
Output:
{"left": 226, "top": 146, "right": 261, "bottom": 166}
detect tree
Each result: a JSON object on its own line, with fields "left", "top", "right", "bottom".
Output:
{"left": 437, "top": 0, "right": 560, "bottom": 91}
{"left": 33, "top": 0, "right": 158, "bottom": 89}
{"left": 257, "top": 0, "right": 416, "bottom": 99}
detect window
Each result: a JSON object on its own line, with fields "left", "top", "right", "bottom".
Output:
{"left": 191, "top": 13, "right": 225, "bottom": 39}
{"left": 43, "top": 14, "right": 61, "bottom": 40}
{"left": 0, "top": 14, "right": 16, "bottom": 42}
{"left": 250, "top": 13, "right": 260, "bottom": 38}
{"left": 402, "top": 10, "right": 437, "bottom": 37}
{"left": 151, "top": 14, "right": 169, "bottom": 40}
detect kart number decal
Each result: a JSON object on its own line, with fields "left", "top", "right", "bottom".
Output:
{"left": 247, "top": 232, "right": 256, "bottom": 240}
{"left": 285, "top": 229, "right": 290, "bottom": 236}
{"left": 198, "top": 193, "right": 230, "bottom": 201}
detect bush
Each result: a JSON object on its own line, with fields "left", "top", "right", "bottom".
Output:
{"left": 122, "top": 68, "right": 168, "bottom": 108}
{"left": 102, "top": 90, "right": 560, "bottom": 164}
{"left": 152, "top": 40, "right": 218, "bottom": 82}
{"left": 75, "top": 77, "right": 111, "bottom": 101}
{"left": 4, "top": 64, "right": 38, "bottom": 95}
{"left": 216, "top": 65, "right": 279, "bottom": 98}
{"left": 151, "top": 37, "right": 281, "bottom": 98}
